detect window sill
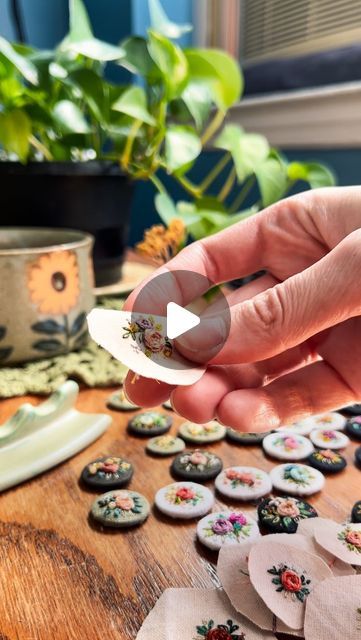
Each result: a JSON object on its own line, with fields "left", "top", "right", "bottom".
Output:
{"left": 227, "top": 81, "right": 361, "bottom": 148}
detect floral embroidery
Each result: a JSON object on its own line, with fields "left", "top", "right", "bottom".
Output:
{"left": 186, "top": 423, "right": 220, "bottom": 437}
{"left": 259, "top": 497, "right": 316, "bottom": 529}
{"left": 178, "top": 450, "right": 219, "bottom": 472}
{"left": 195, "top": 619, "right": 245, "bottom": 640}
{"left": 87, "top": 457, "right": 131, "bottom": 478}
{"left": 97, "top": 491, "right": 143, "bottom": 518}
{"left": 313, "top": 449, "right": 342, "bottom": 465}
{"left": 165, "top": 485, "right": 203, "bottom": 506}
{"left": 122, "top": 315, "right": 172, "bottom": 359}
{"left": 338, "top": 527, "right": 361, "bottom": 553}
{"left": 318, "top": 430, "right": 340, "bottom": 443}
{"left": 315, "top": 415, "right": 333, "bottom": 425}
{"left": 132, "top": 412, "right": 169, "bottom": 430}
{"left": 223, "top": 469, "right": 262, "bottom": 489}
{"left": 152, "top": 435, "right": 178, "bottom": 449}
{"left": 203, "top": 513, "right": 252, "bottom": 543}
{"left": 268, "top": 564, "right": 311, "bottom": 603}
{"left": 283, "top": 464, "right": 314, "bottom": 486}
{"left": 273, "top": 435, "right": 301, "bottom": 451}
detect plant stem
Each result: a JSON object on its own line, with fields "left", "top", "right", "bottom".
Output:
{"left": 230, "top": 175, "right": 256, "bottom": 212}
{"left": 176, "top": 174, "right": 202, "bottom": 199}
{"left": 121, "top": 119, "right": 142, "bottom": 172}
{"left": 29, "top": 135, "right": 53, "bottom": 161}
{"left": 218, "top": 167, "right": 237, "bottom": 202}
{"left": 150, "top": 174, "right": 166, "bottom": 195}
{"left": 199, "top": 152, "right": 231, "bottom": 193}
{"left": 201, "top": 109, "right": 225, "bottom": 146}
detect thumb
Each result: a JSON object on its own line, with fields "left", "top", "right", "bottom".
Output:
{"left": 176, "top": 230, "right": 361, "bottom": 365}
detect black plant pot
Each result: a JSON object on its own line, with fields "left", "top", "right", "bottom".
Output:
{"left": 0, "top": 161, "right": 134, "bottom": 287}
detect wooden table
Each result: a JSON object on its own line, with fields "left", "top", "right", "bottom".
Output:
{"left": 0, "top": 390, "right": 358, "bottom": 640}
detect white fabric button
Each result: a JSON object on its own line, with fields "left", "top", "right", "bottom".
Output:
{"left": 270, "top": 463, "right": 325, "bottom": 496}
{"left": 310, "top": 429, "right": 350, "bottom": 450}
{"left": 263, "top": 433, "right": 314, "bottom": 460}
{"left": 155, "top": 481, "right": 214, "bottom": 519}
{"left": 197, "top": 510, "right": 260, "bottom": 550}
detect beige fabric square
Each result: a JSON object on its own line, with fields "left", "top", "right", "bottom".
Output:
{"left": 297, "top": 518, "right": 356, "bottom": 576}
{"left": 217, "top": 544, "right": 304, "bottom": 637}
{"left": 314, "top": 521, "right": 361, "bottom": 566}
{"left": 136, "top": 588, "right": 277, "bottom": 639}
{"left": 248, "top": 540, "right": 332, "bottom": 629}
{"left": 304, "top": 575, "right": 361, "bottom": 640}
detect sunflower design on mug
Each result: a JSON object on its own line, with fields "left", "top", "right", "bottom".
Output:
{"left": 28, "top": 251, "right": 87, "bottom": 354}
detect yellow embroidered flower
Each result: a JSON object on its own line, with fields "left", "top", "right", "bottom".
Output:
{"left": 28, "top": 251, "right": 79, "bottom": 315}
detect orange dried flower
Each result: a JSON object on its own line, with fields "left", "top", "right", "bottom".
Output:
{"left": 136, "top": 218, "right": 186, "bottom": 264}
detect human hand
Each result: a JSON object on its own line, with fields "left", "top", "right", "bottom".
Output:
{"left": 123, "top": 186, "right": 361, "bottom": 431}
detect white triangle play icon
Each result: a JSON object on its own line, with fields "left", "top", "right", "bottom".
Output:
{"left": 166, "top": 302, "right": 200, "bottom": 340}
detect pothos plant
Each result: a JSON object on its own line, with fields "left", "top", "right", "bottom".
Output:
{"left": 0, "top": 0, "right": 335, "bottom": 243}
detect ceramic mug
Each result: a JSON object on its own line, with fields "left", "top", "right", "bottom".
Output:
{"left": 0, "top": 228, "right": 95, "bottom": 364}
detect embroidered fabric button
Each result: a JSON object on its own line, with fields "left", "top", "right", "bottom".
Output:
{"left": 276, "top": 420, "right": 314, "bottom": 436}
{"left": 342, "top": 403, "right": 361, "bottom": 416}
{"left": 197, "top": 510, "right": 260, "bottom": 551}
{"left": 346, "top": 416, "right": 361, "bottom": 440}
{"left": 310, "top": 429, "right": 350, "bottom": 450}
{"left": 215, "top": 466, "right": 272, "bottom": 501}
{"left": 171, "top": 450, "right": 223, "bottom": 481}
{"left": 270, "top": 463, "right": 325, "bottom": 496}
{"left": 107, "top": 389, "right": 140, "bottom": 411}
{"left": 304, "top": 412, "right": 346, "bottom": 430}
{"left": 91, "top": 489, "right": 150, "bottom": 528}
{"left": 81, "top": 456, "right": 133, "bottom": 489}
{"left": 262, "top": 433, "right": 314, "bottom": 461}
{"left": 257, "top": 496, "right": 318, "bottom": 534}
{"left": 128, "top": 411, "right": 172, "bottom": 436}
{"left": 146, "top": 435, "right": 185, "bottom": 456}
{"left": 226, "top": 428, "right": 270, "bottom": 444}
{"left": 155, "top": 481, "right": 214, "bottom": 519}
{"left": 351, "top": 500, "right": 361, "bottom": 523}
{"left": 178, "top": 420, "right": 226, "bottom": 443}
{"left": 307, "top": 449, "right": 347, "bottom": 474}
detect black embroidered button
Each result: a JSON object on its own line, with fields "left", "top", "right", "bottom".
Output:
{"left": 346, "top": 417, "right": 361, "bottom": 440}
{"left": 307, "top": 449, "right": 347, "bottom": 474}
{"left": 351, "top": 500, "right": 361, "bottom": 523}
{"left": 257, "top": 496, "right": 318, "bottom": 534}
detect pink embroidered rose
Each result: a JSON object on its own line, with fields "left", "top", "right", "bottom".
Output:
{"left": 190, "top": 451, "right": 208, "bottom": 466}
{"left": 283, "top": 436, "right": 299, "bottom": 449}
{"left": 206, "top": 629, "right": 232, "bottom": 640}
{"left": 176, "top": 487, "right": 195, "bottom": 501}
{"left": 115, "top": 495, "right": 134, "bottom": 511}
{"left": 100, "top": 462, "right": 119, "bottom": 474}
{"left": 237, "top": 472, "right": 255, "bottom": 486}
{"left": 280, "top": 569, "right": 302, "bottom": 592}
{"left": 226, "top": 469, "right": 239, "bottom": 481}
{"left": 277, "top": 499, "right": 300, "bottom": 518}
{"left": 212, "top": 518, "right": 234, "bottom": 535}
{"left": 320, "top": 449, "right": 337, "bottom": 460}
{"left": 136, "top": 317, "right": 154, "bottom": 330}
{"left": 143, "top": 329, "right": 166, "bottom": 353}
{"left": 323, "top": 430, "right": 337, "bottom": 440}
{"left": 229, "top": 513, "right": 247, "bottom": 526}
{"left": 346, "top": 530, "right": 361, "bottom": 548}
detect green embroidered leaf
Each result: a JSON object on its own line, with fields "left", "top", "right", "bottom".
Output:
{"left": 0, "top": 346, "right": 13, "bottom": 361}
{"left": 32, "top": 339, "right": 64, "bottom": 353}
{"left": 70, "top": 312, "right": 87, "bottom": 336}
{"left": 31, "top": 319, "right": 65, "bottom": 335}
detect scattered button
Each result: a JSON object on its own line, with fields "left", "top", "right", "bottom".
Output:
{"left": 270, "top": 463, "right": 325, "bottom": 496}
{"left": 171, "top": 450, "right": 223, "bottom": 481}
{"left": 215, "top": 466, "right": 272, "bottom": 501}
{"left": 155, "top": 481, "right": 214, "bottom": 519}
{"left": 146, "top": 435, "right": 185, "bottom": 456}
{"left": 107, "top": 388, "right": 140, "bottom": 411}
{"left": 91, "top": 490, "right": 150, "bottom": 528}
{"left": 346, "top": 416, "right": 361, "bottom": 440}
{"left": 197, "top": 510, "right": 260, "bottom": 551}
{"left": 263, "top": 433, "right": 314, "bottom": 461}
{"left": 351, "top": 500, "right": 361, "bottom": 523}
{"left": 128, "top": 411, "right": 172, "bottom": 437}
{"left": 257, "top": 496, "right": 318, "bottom": 534}
{"left": 178, "top": 420, "right": 226, "bottom": 444}
{"left": 307, "top": 449, "right": 347, "bottom": 474}
{"left": 310, "top": 429, "right": 350, "bottom": 450}
{"left": 226, "top": 429, "right": 270, "bottom": 445}
{"left": 81, "top": 456, "right": 133, "bottom": 489}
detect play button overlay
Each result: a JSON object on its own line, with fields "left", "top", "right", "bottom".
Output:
{"left": 130, "top": 269, "right": 231, "bottom": 370}
{"left": 167, "top": 302, "right": 200, "bottom": 340}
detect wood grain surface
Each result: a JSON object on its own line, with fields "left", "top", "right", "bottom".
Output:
{"left": 0, "top": 389, "right": 359, "bottom": 640}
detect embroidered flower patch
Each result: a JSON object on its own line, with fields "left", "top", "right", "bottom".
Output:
{"left": 268, "top": 564, "right": 311, "bottom": 602}
{"left": 283, "top": 464, "right": 314, "bottom": 486}
{"left": 313, "top": 449, "right": 342, "bottom": 464}
{"left": 132, "top": 412, "right": 169, "bottom": 430}
{"left": 178, "top": 451, "right": 219, "bottom": 472}
{"left": 338, "top": 527, "right": 361, "bottom": 553}
{"left": 165, "top": 485, "right": 203, "bottom": 506}
{"left": 224, "top": 469, "right": 261, "bottom": 489}
{"left": 273, "top": 436, "right": 301, "bottom": 452}
{"left": 87, "top": 457, "right": 131, "bottom": 478}
{"left": 122, "top": 315, "right": 172, "bottom": 360}
{"left": 97, "top": 491, "right": 143, "bottom": 518}
{"left": 194, "top": 619, "right": 245, "bottom": 640}
{"left": 203, "top": 513, "right": 252, "bottom": 542}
